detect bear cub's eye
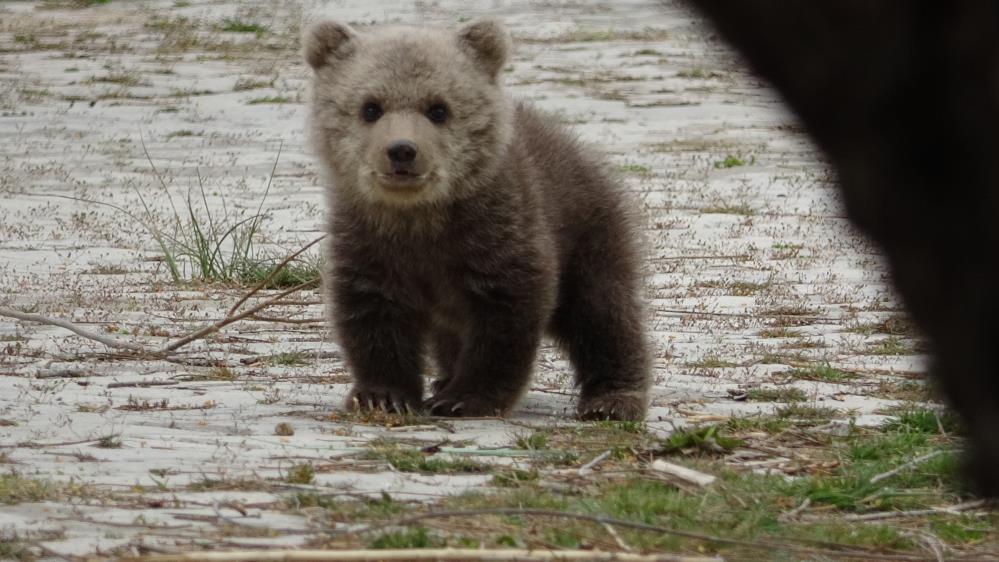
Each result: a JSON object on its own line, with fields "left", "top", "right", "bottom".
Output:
{"left": 425, "top": 103, "right": 448, "bottom": 124}
{"left": 361, "top": 102, "right": 383, "bottom": 123}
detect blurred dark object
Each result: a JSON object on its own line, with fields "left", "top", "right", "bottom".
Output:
{"left": 690, "top": 1, "right": 999, "bottom": 496}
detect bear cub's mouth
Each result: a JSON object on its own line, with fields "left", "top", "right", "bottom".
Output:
{"left": 378, "top": 170, "right": 428, "bottom": 189}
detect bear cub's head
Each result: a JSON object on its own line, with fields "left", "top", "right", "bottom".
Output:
{"left": 305, "top": 19, "right": 512, "bottom": 207}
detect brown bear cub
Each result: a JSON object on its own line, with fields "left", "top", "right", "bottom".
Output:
{"left": 304, "top": 18, "right": 651, "bottom": 419}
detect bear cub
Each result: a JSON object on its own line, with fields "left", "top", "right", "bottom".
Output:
{"left": 304, "top": 18, "right": 651, "bottom": 419}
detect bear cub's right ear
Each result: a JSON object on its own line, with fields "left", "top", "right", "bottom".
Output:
{"left": 304, "top": 20, "right": 356, "bottom": 71}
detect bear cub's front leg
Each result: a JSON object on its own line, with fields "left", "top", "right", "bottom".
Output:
{"left": 334, "top": 278, "right": 426, "bottom": 413}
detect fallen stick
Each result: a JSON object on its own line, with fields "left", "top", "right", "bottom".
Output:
{"left": 0, "top": 307, "right": 146, "bottom": 352}
{"left": 129, "top": 548, "right": 723, "bottom": 562}
{"left": 869, "top": 450, "right": 951, "bottom": 484}
{"left": 834, "top": 500, "right": 990, "bottom": 522}
{"left": 649, "top": 459, "right": 716, "bottom": 487}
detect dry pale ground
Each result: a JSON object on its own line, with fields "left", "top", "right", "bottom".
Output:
{"left": 0, "top": 0, "right": 937, "bottom": 559}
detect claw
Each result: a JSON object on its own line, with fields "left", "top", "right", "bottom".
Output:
{"left": 430, "top": 399, "right": 449, "bottom": 413}
{"left": 351, "top": 396, "right": 361, "bottom": 410}
{"left": 377, "top": 398, "right": 388, "bottom": 412}
{"left": 450, "top": 401, "right": 464, "bottom": 413}
{"left": 366, "top": 398, "right": 375, "bottom": 411}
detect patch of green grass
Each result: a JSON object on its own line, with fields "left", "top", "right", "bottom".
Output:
{"left": 365, "top": 442, "right": 491, "bottom": 475}
{"left": 492, "top": 468, "right": 540, "bottom": 487}
{"left": 848, "top": 315, "right": 918, "bottom": 337}
{"left": 616, "top": 163, "right": 651, "bottom": 174}
{"left": 165, "top": 129, "right": 196, "bottom": 140}
{"left": 785, "top": 363, "right": 854, "bottom": 383}
{"left": 246, "top": 95, "right": 293, "bottom": 105}
{"left": 864, "top": 336, "right": 919, "bottom": 356}
{"left": 701, "top": 202, "right": 755, "bottom": 215}
{"left": 658, "top": 425, "right": 742, "bottom": 456}
{"left": 745, "top": 387, "right": 807, "bottom": 403}
{"left": 883, "top": 408, "right": 963, "bottom": 435}
{"left": 219, "top": 18, "right": 269, "bottom": 35}
{"left": 238, "top": 254, "right": 322, "bottom": 289}
{"left": 0, "top": 474, "right": 56, "bottom": 504}
{"left": 714, "top": 154, "right": 752, "bottom": 169}
{"left": 775, "top": 404, "right": 838, "bottom": 422}
{"left": 233, "top": 76, "right": 275, "bottom": 91}
{"left": 269, "top": 352, "right": 309, "bottom": 366}
{"left": 514, "top": 431, "right": 549, "bottom": 451}
{"left": 370, "top": 527, "right": 443, "bottom": 549}
{"left": 0, "top": 540, "right": 32, "bottom": 561}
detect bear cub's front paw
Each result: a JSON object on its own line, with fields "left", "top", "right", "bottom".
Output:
{"left": 425, "top": 391, "right": 505, "bottom": 417}
{"left": 345, "top": 385, "right": 421, "bottom": 413}
{"left": 577, "top": 390, "right": 648, "bottom": 421}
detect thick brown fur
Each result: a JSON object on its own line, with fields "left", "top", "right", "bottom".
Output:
{"left": 304, "top": 18, "right": 650, "bottom": 419}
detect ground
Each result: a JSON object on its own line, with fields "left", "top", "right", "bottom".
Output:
{"left": 0, "top": 1, "right": 995, "bottom": 561}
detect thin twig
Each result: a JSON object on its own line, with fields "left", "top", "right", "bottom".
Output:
{"left": 869, "top": 450, "right": 951, "bottom": 484}
{"left": 158, "top": 278, "right": 318, "bottom": 353}
{"left": 128, "top": 548, "right": 722, "bottom": 562}
{"left": 833, "top": 500, "right": 990, "bottom": 522}
{"left": 227, "top": 234, "right": 326, "bottom": 316}
{"left": 0, "top": 307, "right": 146, "bottom": 352}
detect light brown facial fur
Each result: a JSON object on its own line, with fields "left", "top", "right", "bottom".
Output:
{"left": 305, "top": 19, "right": 651, "bottom": 420}
{"left": 306, "top": 19, "right": 511, "bottom": 210}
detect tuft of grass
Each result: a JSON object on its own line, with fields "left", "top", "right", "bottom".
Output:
{"left": 515, "top": 432, "right": 549, "bottom": 451}
{"left": 617, "top": 163, "right": 651, "bottom": 174}
{"left": 864, "top": 336, "right": 920, "bottom": 356}
{"left": 246, "top": 95, "right": 294, "bottom": 104}
{"left": 238, "top": 254, "right": 321, "bottom": 289}
{"left": 785, "top": 363, "right": 854, "bottom": 383}
{"left": 745, "top": 387, "right": 808, "bottom": 402}
{"left": 96, "top": 434, "right": 122, "bottom": 448}
{"left": 658, "top": 425, "right": 742, "bottom": 456}
{"left": 365, "top": 442, "right": 491, "bottom": 475}
{"left": 165, "top": 129, "right": 196, "bottom": 140}
{"left": 714, "top": 154, "right": 750, "bottom": 169}
{"left": 286, "top": 463, "right": 315, "bottom": 484}
{"left": 884, "top": 408, "right": 963, "bottom": 435}
{"left": 233, "top": 76, "right": 275, "bottom": 91}
{"left": 219, "top": 18, "right": 269, "bottom": 35}
{"left": 701, "top": 202, "right": 755, "bottom": 216}
{"left": 775, "top": 403, "right": 838, "bottom": 423}
{"left": 0, "top": 474, "right": 56, "bottom": 504}
{"left": 370, "top": 527, "right": 443, "bottom": 549}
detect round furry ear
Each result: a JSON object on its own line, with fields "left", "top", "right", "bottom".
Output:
{"left": 304, "top": 20, "right": 357, "bottom": 71}
{"left": 457, "top": 19, "right": 510, "bottom": 81}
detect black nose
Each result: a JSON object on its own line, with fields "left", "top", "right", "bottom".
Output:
{"left": 387, "top": 140, "right": 418, "bottom": 163}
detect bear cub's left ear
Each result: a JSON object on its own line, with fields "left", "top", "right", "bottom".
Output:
{"left": 457, "top": 19, "right": 510, "bottom": 81}
{"left": 304, "top": 19, "right": 357, "bottom": 71}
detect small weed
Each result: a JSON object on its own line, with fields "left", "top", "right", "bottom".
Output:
{"left": 246, "top": 95, "right": 294, "bottom": 104}
{"left": 269, "top": 352, "right": 308, "bottom": 366}
{"left": 274, "top": 422, "right": 294, "bottom": 436}
{"left": 745, "top": 387, "right": 807, "bottom": 402}
{"left": 0, "top": 474, "right": 55, "bottom": 504}
{"left": 884, "top": 408, "right": 962, "bottom": 435}
{"left": 96, "top": 434, "right": 122, "bottom": 448}
{"left": 370, "top": 527, "right": 443, "bottom": 549}
{"left": 658, "top": 425, "right": 742, "bottom": 455}
{"left": 239, "top": 254, "right": 321, "bottom": 289}
{"left": 785, "top": 363, "right": 853, "bottom": 383}
{"left": 775, "top": 403, "right": 838, "bottom": 422}
{"left": 365, "top": 442, "right": 491, "bottom": 475}
{"left": 617, "top": 163, "right": 651, "bottom": 174}
{"left": 286, "top": 463, "right": 315, "bottom": 484}
{"left": 701, "top": 202, "right": 755, "bottom": 215}
{"left": 515, "top": 432, "right": 549, "bottom": 450}
{"left": 714, "top": 154, "right": 752, "bottom": 169}
{"left": 493, "top": 468, "right": 540, "bottom": 487}
{"left": 864, "top": 336, "right": 919, "bottom": 356}
{"left": 233, "top": 76, "right": 274, "bottom": 91}
{"left": 165, "top": 129, "right": 196, "bottom": 139}
{"left": 219, "top": 19, "right": 269, "bottom": 35}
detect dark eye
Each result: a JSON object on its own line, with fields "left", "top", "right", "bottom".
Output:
{"left": 426, "top": 103, "right": 448, "bottom": 124}
{"left": 361, "top": 101, "right": 383, "bottom": 123}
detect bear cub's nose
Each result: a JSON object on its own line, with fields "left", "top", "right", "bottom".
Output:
{"left": 387, "top": 140, "right": 418, "bottom": 166}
